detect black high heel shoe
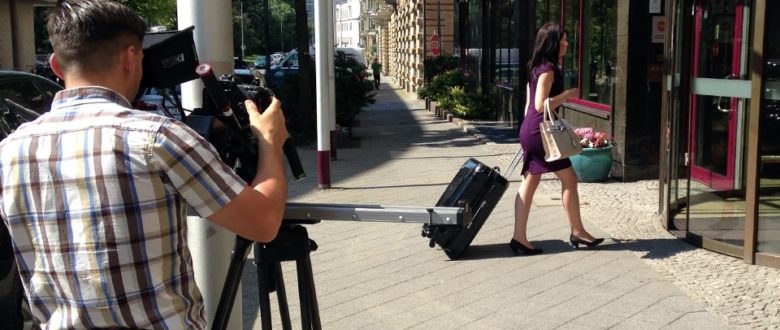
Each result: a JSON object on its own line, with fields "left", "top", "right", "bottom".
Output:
{"left": 569, "top": 234, "right": 604, "bottom": 249}
{"left": 509, "top": 239, "right": 543, "bottom": 256}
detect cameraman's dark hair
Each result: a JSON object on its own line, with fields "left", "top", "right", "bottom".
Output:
{"left": 47, "top": 0, "right": 147, "bottom": 74}
{"left": 527, "top": 22, "right": 567, "bottom": 71}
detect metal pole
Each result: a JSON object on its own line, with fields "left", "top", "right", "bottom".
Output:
{"left": 240, "top": 2, "right": 245, "bottom": 59}
{"left": 264, "top": 0, "right": 271, "bottom": 71}
{"left": 437, "top": 0, "right": 442, "bottom": 51}
{"left": 281, "top": 16, "right": 284, "bottom": 51}
{"left": 328, "top": 0, "right": 337, "bottom": 161}
{"left": 176, "top": 0, "right": 240, "bottom": 328}
{"left": 315, "top": 0, "right": 332, "bottom": 188}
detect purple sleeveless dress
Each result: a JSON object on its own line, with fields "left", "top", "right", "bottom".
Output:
{"left": 519, "top": 61, "right": 572, "bottom": 175}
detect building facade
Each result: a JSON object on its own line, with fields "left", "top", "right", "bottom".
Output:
{"left": 378, "top": 0, "right": 454, "bottom": 92}
{"left": 336, "top": 0, "right": 362, "bottom": 47}
{"left": 0, "top": 0, "right": 54, "bottom": 71}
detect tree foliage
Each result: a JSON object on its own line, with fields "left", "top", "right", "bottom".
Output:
{"left": 34, "top": 0, "right": 178, "bottom": 53}
{"left": 118, "top": 0, "right": 177, "bottom": 29}
{"left": 233, "top": 0, "right": 297, "bottom": 59}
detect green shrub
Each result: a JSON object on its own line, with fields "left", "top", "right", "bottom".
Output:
{"left": 437, "top": 90, "right": 457, "bottom": 110}
{"left": 417, "top": 69, "right": 467, "bottom": 100}
{"left": 423, "top": 54, "right": 459, "bottom": 82}
{"left": 275, "top": 72, "right": 316, "bottom": 145}
{"left": 334, "top": 51, "right": 375, "bottom": 130}
{"left": 446, "top": 86, "right": 491, "bottom": 119}
{"left": 274, "top": 52, "right": 375, "bottom": 145}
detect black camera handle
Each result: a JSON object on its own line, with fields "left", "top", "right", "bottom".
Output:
{"left": 196, "top": 64, "right": 305, "bottom": 180}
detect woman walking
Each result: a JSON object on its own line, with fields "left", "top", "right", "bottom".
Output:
{"left": 511, "top": 22, "right": 604, "bottom": 255}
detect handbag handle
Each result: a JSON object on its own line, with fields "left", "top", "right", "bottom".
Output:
{"left": 542, "top": 98, "right": 557, "bottom": 125}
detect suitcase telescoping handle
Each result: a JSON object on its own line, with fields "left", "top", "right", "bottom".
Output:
{"left": 503, "top": 148, "right": 524, "bottom": 179}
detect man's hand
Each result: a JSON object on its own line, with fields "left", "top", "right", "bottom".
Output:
{"left": 245, "top": 97, "right": 288, "bottom": 151}
{"left": 210, "top": 98, "right": 289, "bottom": 243}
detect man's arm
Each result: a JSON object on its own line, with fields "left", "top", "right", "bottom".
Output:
{"left": 207, "top": 98, "right": 288, "bottom": 243}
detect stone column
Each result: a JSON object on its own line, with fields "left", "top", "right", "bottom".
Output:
{"left": 0, "top": 0, "right": 13, "bottom": 69}
{"left": 10, "top": 0, "right": 36, "bottom": 71}
{"left": 177, "top": 1, "right": 239, "bottom": 328}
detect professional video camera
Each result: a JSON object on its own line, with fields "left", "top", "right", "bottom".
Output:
{"left": 140, "top": 27, "right": 303, "bottom": 181}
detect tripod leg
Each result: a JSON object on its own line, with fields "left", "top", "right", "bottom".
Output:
{"left": 301, "top": 255, "right": 321, "bottom": 330}
{"left": 212, "top": 236, "right": 253, "bottom": 330}
{"left": 295, "top": 257, "right": 312, "bottom": 330}
{"left": 257, "top": 262, "right": 273, "bottom": 330}
{"left": 273, "top": 263, "right": 292, "bottom": 330}
{"left": 296, "top": 255, "right": 321, "bottom": 330}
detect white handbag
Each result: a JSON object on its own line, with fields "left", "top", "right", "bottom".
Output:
{"left": 538, "top": 98, "right": 582, "bottom": 161}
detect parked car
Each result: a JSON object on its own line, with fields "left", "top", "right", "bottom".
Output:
{"left": 254, "top": 56, "right": 267, "bottom": 69}
{"left": 234, "top": 57, "right": 250, "bottom": 70}
{"left": 266, "top": 47, "right": 366, "bottom": 89}
{"left": 0, "top": 69, "right": 63, "bottom": 328}
{"left": 134, "top": 85, "right": 184, "bottom": 119}
{"left": 266, "top": 50, "right": 301, "bottom": 88}
{"left": 0, "top": 70, "right": 63, "bottom": 116}
{"left": 229, "top": 56, "right": 268, "bottom": 85}
{"left": 270, "top": 52, "right": 285, "bottom": 65}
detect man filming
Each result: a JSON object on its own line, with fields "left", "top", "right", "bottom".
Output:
{"left": 0, "top": 0, "right": 288, "bottom": 328}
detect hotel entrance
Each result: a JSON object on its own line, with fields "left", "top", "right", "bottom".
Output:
{"left": 661, "top": 0, "right": 780, "bottom": 267}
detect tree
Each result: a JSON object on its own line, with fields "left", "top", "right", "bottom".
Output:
{"left": 34, "top": 1, "right": 177, "bottom": 55}
{"left": 118, "top": 0, "right": 177, "bottom": 29}
{"left": 293, "top": 0, "right": 313, "bottom": 122}
{"left": 34, "top": 7, "right": 52, "bottom": 54}
{"left": 233, "top": 0, "right": 296, "bottom": 58}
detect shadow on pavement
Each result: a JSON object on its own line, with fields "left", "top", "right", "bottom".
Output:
{"left": 456, "top": 237, "right": 696, "bottom": 261}
{"left": 287, "top": 81, "right": 486, "bottom": 199}
{"left": 466, "top": 121, "right": 519, "bottom": 145}
{"left": 334, "top": 182, "right": 452, "bottom": 190}
{"left": 456, "top": 240, "right": 571, "bottom": 260}
{"left": 603, "top": 238, "right": 698, "bottom": 259}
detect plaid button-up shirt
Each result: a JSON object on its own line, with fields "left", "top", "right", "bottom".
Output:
{"left": 0, "top": 87, "right": 246, "bottom": 329}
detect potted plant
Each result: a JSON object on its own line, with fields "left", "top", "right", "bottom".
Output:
{"left": 570, "top": 128, "right": 613, "bottom": 182}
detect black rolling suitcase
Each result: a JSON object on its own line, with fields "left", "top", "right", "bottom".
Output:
{"left": 423, "top": 150, "right": 522, "bottom": 259}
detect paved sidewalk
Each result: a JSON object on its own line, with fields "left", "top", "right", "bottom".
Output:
{"left": 239, "top": 80, "right": 779, "bottom": 329}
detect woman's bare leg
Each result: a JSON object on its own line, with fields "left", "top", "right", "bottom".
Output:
{"left": 555, "top": 167, "right": 596, "bottom": 241}
{"left": 513, "top": 172, "right": 541, "bottom": 248}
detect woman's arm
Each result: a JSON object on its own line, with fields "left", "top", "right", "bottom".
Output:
{"left": 533, "top": 71, "right": 579, "bottom": 113}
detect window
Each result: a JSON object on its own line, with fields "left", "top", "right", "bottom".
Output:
{"left": 464, "top": 0, "right": 483, "bottom": 87}
{"left": 492, "top": 0, "right": 520, "bottom": 88}
{"left": 535, "top": 0, "right": 561, "bottom": 29}
{"left": 540, "top": 0, "right": 616, "bottom": 110}
{"left": 580, "top": 0, "right": 616, "bottom": 106}
{"left": 562, "top": 0, "right": 580, "bottom": 91}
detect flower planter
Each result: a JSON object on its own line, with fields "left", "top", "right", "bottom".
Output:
{"left": 570, "top": 146, "right": 613, "bottom": 182}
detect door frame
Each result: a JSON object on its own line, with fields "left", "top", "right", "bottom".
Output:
{"left": 688, "top": 0, "right": 748, "bottom": 191}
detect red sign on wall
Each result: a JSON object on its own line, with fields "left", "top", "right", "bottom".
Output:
{"left": 430, "top": 34, "right": 441, "bottom": 56}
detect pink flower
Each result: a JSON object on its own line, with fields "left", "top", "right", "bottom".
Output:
{"left": 574, "top": 127, "right": 611, "bottom": 148}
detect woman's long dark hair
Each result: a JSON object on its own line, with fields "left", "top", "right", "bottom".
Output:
{"left": 527, "top": 22, "right": 567, "bottom": 71}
